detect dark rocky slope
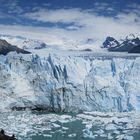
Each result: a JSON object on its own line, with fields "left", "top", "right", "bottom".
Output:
{"left": 0, "top": 129, "right": 17, "bottom": 140}
{"left": 102, "top": 34, "right": 140, "bottom": 52}
{"left": 0, "top": 39, "right": 30, "bottom": 55}
{"left": 129, "top": 45, "right": 140, "bottom": 53}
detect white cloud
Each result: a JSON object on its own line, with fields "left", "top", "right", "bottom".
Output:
{"left": 0, "top": 6, "right": 140, "bottom": 49}
{"left": 127, "top": 3, "right": 140, "bottom": 10}
{"left": 24, "top": 7, "right": 140, "bottom": 26}
{"left": 65, "top": 25, "right": 81, "bottom": 30}
{"left": 116, "top": 12, "right": 140, "bottom": 24}
{"left": 94, "top": 2, "right": 109, "bottom": 8}
{"left": 24, "top": 8, "right": 85, "bottom": 24}
{"left": 1, "top": 0, "right": 23, "bottom": 14}
{"left": 0, "top": 24, "right": 64, "bottom": 45}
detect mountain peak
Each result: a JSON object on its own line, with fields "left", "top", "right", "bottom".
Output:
{"left": 102, "top": 34, "right": 140, "bottom": 52}
{"left": 0, "top": 39, "right": 30, "bottom": 55}
{"left": 102, "top": 36, "right": 120, "bottom": 48}
{"left": 125, "top": 34, "right": 136, "bottom": 40}
{"left": 0, "top": 39, "right": 11, "bottom": 47}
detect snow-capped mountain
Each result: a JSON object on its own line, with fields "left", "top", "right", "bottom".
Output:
{"left": 1, "top": 34, "right": 139, "bottom": 53}
{"left": 0, "top": 34, "right": 103, "bottom": 51}
{"left": 102, "top": 34, "right": 140, "bottom": 52}
{"left": 0, "top": 39, "right": 30, "bottom": 55}
{"left": 102, "top": 37, "right": 120, "bottom": 48}
{"left": 0, "top": 34, "right": 50, "bottom": 50}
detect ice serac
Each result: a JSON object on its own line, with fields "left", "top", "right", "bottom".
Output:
{"left": 0, "top": 51, "right": 140, "bottom": 112}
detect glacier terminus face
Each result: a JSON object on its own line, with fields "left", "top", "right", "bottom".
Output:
{"left": 0, "top": 51, "right": 140, "bottom": 112}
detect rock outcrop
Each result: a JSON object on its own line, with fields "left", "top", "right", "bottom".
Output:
{"left": 102, "top": 34, "right": 140, "bottom": 52}
{"left": 129, "top": 45, "right": 140, "bottom": 53}
{"left": 0, "top": 129, "right": 17, "bottom": 140}
{"left": 0, "top": 39, "right": 30, "bottom": 55}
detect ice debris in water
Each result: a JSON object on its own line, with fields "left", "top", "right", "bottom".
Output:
{"left": 0, "top": 111, "right": 139, "bottom": 139}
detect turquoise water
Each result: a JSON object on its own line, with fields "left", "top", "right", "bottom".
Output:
{"left": 0, "top": 111, "right": 140, "bottom": 140}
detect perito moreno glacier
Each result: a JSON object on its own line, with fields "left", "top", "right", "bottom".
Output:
{"left": 0, "top": 49, "right": 140, "bottom": 113}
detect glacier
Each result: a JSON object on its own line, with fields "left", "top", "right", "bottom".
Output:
{"left": 0, "top": 50, "right": 140, "bottom": 112}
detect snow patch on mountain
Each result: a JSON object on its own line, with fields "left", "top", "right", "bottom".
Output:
{"left": 0, "top": 34, "right": 103, "bottom": 51}
{"left": 0, "top": 34, "right": 50, "bottom": 50}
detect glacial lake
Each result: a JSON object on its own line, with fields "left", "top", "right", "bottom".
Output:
{"left": 0, "top": 111, "right": 140, "bottom": 140}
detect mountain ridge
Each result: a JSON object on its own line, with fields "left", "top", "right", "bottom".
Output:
{"left": 129, "top": 44, "right": 140, "bottom": 53}
{"left": 102, "top": 34, "right": 140, "bottom": 52}
{"left": 0, "top": 34, "right": 140, "bottom": 53}
{"left": 0, "top": 39, "right": 30, "bottom": 55}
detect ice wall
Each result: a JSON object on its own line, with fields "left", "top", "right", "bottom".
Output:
{"left": 0, "top": 52, "right": 140, "bottom": 112}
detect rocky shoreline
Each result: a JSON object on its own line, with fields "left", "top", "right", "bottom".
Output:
{"left": 0, "top": 129, "right": 17, "bottom": 140}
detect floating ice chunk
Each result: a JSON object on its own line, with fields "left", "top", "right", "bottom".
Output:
{"left": 125, "top": 123, "right": 134, "bottom": 129}
{"left": 105, "top": 123, "right": 117, "bottom": 130}
{"left": 94, "top": 129, "right": 104, "bottom": 135}
{"left": 83, "top": 128, "right": 96, "bottom": 139}
{"left": 58, "top": 119, "right": 71, "bottom": 123}
{"left": 62, "top": 127, "right": 69, "bottom": 130}
{"left": 77, "top": 114, "right": 94, "bottom": 120}
{"left": 68, "top": 133, "right": 76, "bottom": 137}
{"left": 60, "top": 115, "right": 72, "bottom": 120}
{"left": 108, "top": 133, "right": 113, "bottom": 139}
{"left": 100, "top": 134, "right": 107, "bottom": 137}
{"left": 123, "top": 135, "right": 134, "bottom": 140}
{"left": 116, "top": 134, "right": 125, "bottom": 140}
{"left": 52, "top": 123, "right": 61, "bottom": 128}
{"left": 113, "top": 130, "right": 120, "bottom": 135}
{"left": 44, "top": 134, "right": 52, "bottom": 137}
{"left": 58, "top": 115, "right": 72, "bottom": 123}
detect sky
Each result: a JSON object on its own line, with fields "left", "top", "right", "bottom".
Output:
{"left": 0, "top": 0, "right": 140, "bottom": 46}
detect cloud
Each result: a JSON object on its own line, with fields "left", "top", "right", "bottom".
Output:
{"left": 127, "top": 3, "right": 140, "bottom": 10}
{"left": 65, "top": 25, "right": 82, "bottom": 30}
{"left": 122, "top": 3, "right": 140, "bottom": 17}
{"left": 24, "top": 8, "right": 85, "bottom": 24}
{"left": 0, "top": 11, "right": 139, "bottom": 46}
{"left": 24, "top": 6, "right": 140, "bottom": 25}
{"left": 93, "top": 2, "right": 109, "bottom": 10}
{"left": 0, "top": 0, "right": 23, "bottom": 14}
{"left": 116, "top": 12, "right": 140, "bottom": 24}
{"left": 0, "top": 2, "right": 140, "bottom": 48}
{"left": 23, "top": 8, "right": 140, "bottom": 38}
{"left": 0, "top": 24, "right": 64, "bottom": 45}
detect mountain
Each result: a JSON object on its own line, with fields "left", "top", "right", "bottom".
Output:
{"left": 102, "top": 34, "right": 140, "bottom": 52}
{"left": 129, "top": 45, "right": 140, "bottom": 53}
{"left": 102, "top": 37, "right": 120, "bottom": 49}
{"left": 0, "top": 34, "right": 49, "bottom": 50}
{"left": 0, "top": 34, "right": 103, "bottom": 51}
{"left": 22, "top": 40, "right": 48, "bottom": 50}
{"left": 0, "top": 39, "right": 30, "bottom": 55}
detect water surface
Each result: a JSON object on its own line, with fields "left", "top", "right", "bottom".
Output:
{"left": 0, "top": 111, "right": 140, "bottom": 140}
